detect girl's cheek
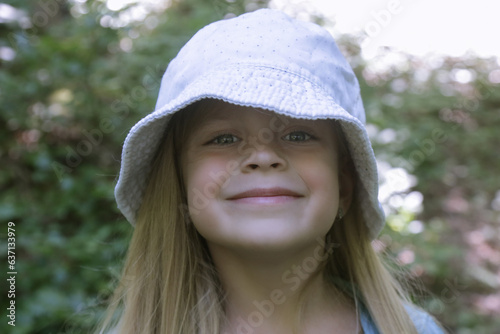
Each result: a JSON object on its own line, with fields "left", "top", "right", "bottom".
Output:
{"left": 187, "top": 158, "right": 230, "bottom": 189}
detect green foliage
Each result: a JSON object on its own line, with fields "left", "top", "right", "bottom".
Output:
{"left": 1, "top": 0, "right": 498, "bottom": 333}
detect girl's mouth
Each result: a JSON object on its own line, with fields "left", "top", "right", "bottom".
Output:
{"left": 227, "top": 187, "right": 303, "bottom": 205}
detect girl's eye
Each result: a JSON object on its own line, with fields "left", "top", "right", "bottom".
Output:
{"left": 210, "top": 134, "right": 239, "bottom": 145}
{"left": 282, "top": 131, "right": 312, "bottom": 142}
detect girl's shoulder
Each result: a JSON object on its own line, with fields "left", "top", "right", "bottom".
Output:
{"left": 360, "top": 304, "right": 446, "bottom": 334}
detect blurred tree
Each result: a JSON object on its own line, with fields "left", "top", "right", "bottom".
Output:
{"left": 0, "top": 0, "right": 498, "bottom": 333}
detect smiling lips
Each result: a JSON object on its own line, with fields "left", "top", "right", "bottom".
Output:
{"left": 228, "top": 187, "right": 303, "bottom": 205}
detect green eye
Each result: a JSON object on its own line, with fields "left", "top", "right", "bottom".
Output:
{"left": 283, "top": 131, "right": 312, "bottom": 142}
{"left": 211, "top": 134, "right": 239, "bottom": 145}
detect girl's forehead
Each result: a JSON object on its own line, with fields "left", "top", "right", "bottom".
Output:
{"left": 190, "top": 100, "right": 321, "bottom": 125}
{"left": 180, "top": 100, "right": 337, "bottom": 139}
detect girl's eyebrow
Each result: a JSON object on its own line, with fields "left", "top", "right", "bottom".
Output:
{"left": 195, "top": 109, "right": 231, "bottom": 123}
{"left": 199, "top": 117, "right": 233, "bottom": 126}
{"left": 194, "top": 118, "right": 237, "bottom": 134}
{"left": 202, "top": 116, "right": 231, "bottom": 123}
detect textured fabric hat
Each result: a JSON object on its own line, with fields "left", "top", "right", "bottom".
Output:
{"left": 115, "top": 8, "right": 385, "bottom": 239}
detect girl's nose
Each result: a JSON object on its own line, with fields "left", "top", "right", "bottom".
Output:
{"left": 241, "top": 139, "right": 288, "bottom": 172}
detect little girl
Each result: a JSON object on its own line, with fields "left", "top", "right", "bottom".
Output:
{"left": 103, "top": 9, "right": 445, "bottom": 334}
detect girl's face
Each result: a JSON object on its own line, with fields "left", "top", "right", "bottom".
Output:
{"left": 182, "top": 101, "right": 350, "bottom": 252}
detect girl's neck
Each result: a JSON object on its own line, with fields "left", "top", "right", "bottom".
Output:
{"left": 209, "top": 242, "right": 360, "bottom": 334}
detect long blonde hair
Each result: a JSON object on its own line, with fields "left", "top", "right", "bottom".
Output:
{"left": 99, "top": 100, "right": 419, "bottom": 334}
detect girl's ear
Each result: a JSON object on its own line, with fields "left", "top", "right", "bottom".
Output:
{"left": 338, "top": 158, "right": 355, "bottom": 215}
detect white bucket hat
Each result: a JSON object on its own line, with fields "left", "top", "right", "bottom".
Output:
{"left": 114, "top": 8, "right": 385, "bottom": 239}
